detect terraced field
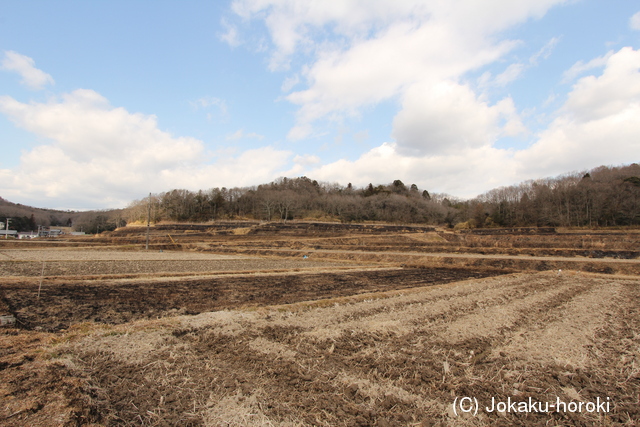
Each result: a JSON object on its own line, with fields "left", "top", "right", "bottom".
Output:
{"left": 0, "top": 224, "right": 638, "bottom": 426}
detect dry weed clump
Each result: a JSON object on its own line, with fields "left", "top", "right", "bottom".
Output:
{"left": 232, "top": 227, "right": 253, "bottom": 235}
{"left": 204, "top": 389, "right": 304, "bottom": 427}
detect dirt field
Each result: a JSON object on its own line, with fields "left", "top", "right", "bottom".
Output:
{"left": 2, "top": 266, "right": 501, "bottom": 331}
{"left": 1, "top": 224, "right": 639, "bottom": 426}
{"left": 0, "top": 249, "right": 352, "bottom": 279}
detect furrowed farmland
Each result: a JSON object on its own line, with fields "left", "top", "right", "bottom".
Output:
{"left": 1, "top": 222, "right": 639, "bottom": 426}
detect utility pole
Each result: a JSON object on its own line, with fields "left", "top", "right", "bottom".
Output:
{"left": 5, "top": 218, "right": 10, "bottom": 239}
{"left": 145, "top": 192, "right": 151, "bottom": 250}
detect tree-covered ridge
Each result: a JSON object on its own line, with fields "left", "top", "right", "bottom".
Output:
{"left": 470, "top": 163, "right": 640, "bottom": 227}
{"left": 3, "top": 163, "right": 639, "bottom": 233}
{"left": 0, "top": 197, "right": 124, "bottom": 234}
{"left": 124, "top": 177, "right": 450, "bottom": 225}
{"left": 123, "top": 163, "right": 640, "bottom": 228}
{"left": 0, "top": 197, "right": 77, "bottom": 232}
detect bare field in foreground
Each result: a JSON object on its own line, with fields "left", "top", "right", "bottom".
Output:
{"left": 0, "top": 225, "right": 639, "bottom": 426}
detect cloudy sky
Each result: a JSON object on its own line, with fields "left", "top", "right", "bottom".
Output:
{"left": 1, "top": 1, "right": 639, "bottom": 210}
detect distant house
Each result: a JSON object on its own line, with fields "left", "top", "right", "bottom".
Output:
{"left": 17, "top": 232, "right": 38, "bottom": 239}
{"left": 49, "top": 229, "right": 63, "bottom": 236}
{"left": 0, "top": 230, "right": 17, "bottom": 237}
{"left": 33, "top": 226, "right": 81, "bottom": 237}
{"left": 37, "top": 227, "right": 64, "bottom": 237}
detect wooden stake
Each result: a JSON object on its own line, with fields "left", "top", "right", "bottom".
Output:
{"left": 146, "top": 192, "right": 151, "bottom": 250}
{"left": 37, "top": 261, "right": 45, "bottom": 298}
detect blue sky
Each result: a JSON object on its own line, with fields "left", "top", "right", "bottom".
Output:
{"left": 1, "top": 0, "right": 639, "bottom": 210}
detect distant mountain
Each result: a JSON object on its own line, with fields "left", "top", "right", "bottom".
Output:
{"left": 0, "top": 197, "right": 123, "bottom": 232}
{"left": 0, "top": 197, "right": 80, "bottom": 230}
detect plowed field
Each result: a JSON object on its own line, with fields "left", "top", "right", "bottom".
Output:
{"left": 1, "top": 227, "right": 639, "bottom": 426}
{"left": 2, "top": 271, "right": 638, "bottom": 426}
{"left": 2, "top": 267, "right": 501, "bottom": 331}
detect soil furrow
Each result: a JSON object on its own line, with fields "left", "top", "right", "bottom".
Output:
{"left": 494, "top": 278, "right": 625, "bottom": 367}
{"left": 432, "top": 279, "right": 587, "bottom": 344}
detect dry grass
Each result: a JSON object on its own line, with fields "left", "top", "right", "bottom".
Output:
{"left": 231, "top": 227, "right": 254, "bottom": 235}
{"left": 204, "top": 389, "right": 304, "bottom": 427}
{"left": 2, "top": 270, "right": 639, "bottom": 425}
{"left": 2, "top": 227, "right": 640, "bottom": 426}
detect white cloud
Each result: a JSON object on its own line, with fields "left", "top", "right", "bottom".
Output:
{"left": 293, "top": 154, "right": 320, "bottom": 166}
{"left": 494, "top": 63, "right": 526, "bottom": 87}
{"left": 287, "top": 123, "right": 313, "bottom": 140}
{"left": 7, "top": 2, "right": 635, "bottom": 211}
{"left": 305, "top": 47, "right": 640, "bottom": 198}
{"left": 232, "top": 0, "right": 567, "bottom": 139}
{"left": 279, "top": 153, "right": 322, "bottom": 176}
{"left": 518, "top": 46, "right": 640, "bottom": 175}
{"left": 391, "top": 81, "right": 524, "bottom": 156}
{"left": 284, "top": 20, "right": 518, "bottom": 140}
{"left": 232, "top": 0, "right": 565, "bottom": 68}
{"left": 191, "top": 96, "right": 229, "bottom": 123}
{"left": 542, "top": 93, "right": 557, "bottom": 107}
{"left": 219, "top": 19, "right": 242, "bottom": 47}
{"left": 476, "top": 71, "right": 493, "bottom": 89}
{"left": 353, "top": 129, "right": 369, "bottom": 143}
{"left": 562, "top": 51, "right": 613, "bottom": 83}
{"left": 477, "top": 37, "right": 559, "bottom": 90}
{"left": 630, "top": 11, "right": 640, "bottom": 31}
{"left": 0, "top": 90, "right": 291, "bottom": 209}
{"left": 562, "top": 47, "right": 640, "bottom": 122}
{"left": 160, "top": 146, "right": 291, "bottom": 189}
{"left": 1, "top": 51, "right": 54, "bottom": 90}
{"left": 231, "top": 0, "right": 422, "bottom": 71}
{"left": 529, "top": 36, "right": 560, "bottom": 65}
{"left": 281, "top": 74, "right": 299, "bottom": 92}
{"left": 0, "top": 90, "right": 204, "bottom": 165}
{"left": 307, "top": 142, "right": 515, "bottom": 198}
{"left": 226, "top": 129, "right": 265, "bottom": 140}
{"left": 191, "top": 96, "right": 228, "bottom": 114}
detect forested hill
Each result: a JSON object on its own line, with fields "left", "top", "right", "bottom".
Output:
{"left": 3, "top": 163, "right": 639, "bottom": 233}
{"left": 0, "top": 197, "right": 79, "bottom": 231}
{"left": 0, "top": 198, "right": 124, "bottom": 234}
{"left": 472, "top": 163, "right": 640, "bottom": 228}
{"left": 124, "top": 163, "right": 640, "bottom": 229}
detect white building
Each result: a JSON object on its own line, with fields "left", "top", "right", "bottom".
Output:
{"left": 17, "top": 232, "right": 38, "bottom": 239}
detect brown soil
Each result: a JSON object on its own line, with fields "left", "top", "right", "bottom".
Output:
{"left": 0, "top": 257, "right": 347, "bottom": 278}
{"left": 1, "top": 224, "right": 639, "bottom": 426}
{"left": 2, "top": 272, "right": 638, "bottom": 426}
{"left": 2, "top": 267, "right": 503, "bottom": 331}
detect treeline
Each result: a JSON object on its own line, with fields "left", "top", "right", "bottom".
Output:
{"left": 124, "top": 177, "right": 452, "bottom": 225}
{"left": 463, "top": 164, "right": 640, "bottom": 228}
{"left": 5, "top": 163, "right": 639, "bottom": 232}
{"left": 0, "top": 197, "right": 125, "bottom": 234}
{"left": 0, "top": 214, "right": 37, "bottom": 232}
{"left": 123, "top": 164, "right": 640, "bottom": 228}
{"left": 0, "top": 197, "right": 77, "bottom": 231}
{"left": 71, "top": 210, "right": 127, "bottom": 234}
